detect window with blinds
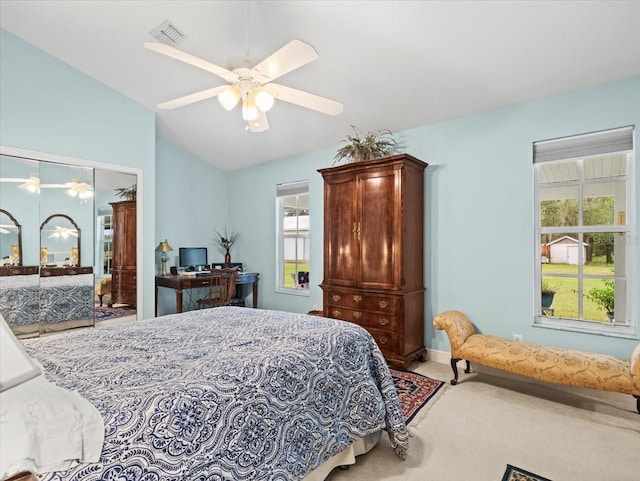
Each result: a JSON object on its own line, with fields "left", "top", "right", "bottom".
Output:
{"left": 276, "top": 180, "right": 310, "bottom": 294}
{"left": 533, "top": 126, "right": 636, "bottom": 336}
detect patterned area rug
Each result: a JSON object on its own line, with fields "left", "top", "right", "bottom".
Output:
{"left": 95, "top": 305, "right": 135, "bottom": 322}
{"left": 389, "top": 368, "right": 446, "bottom": 424}
{"left": 502, "top": 464, "right": 552, "bottom": 481}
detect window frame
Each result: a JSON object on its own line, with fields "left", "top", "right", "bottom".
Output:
{"left": 533, "top": 127, "right": 637, "bottom": 338}
{"left": 275, "top": 180, "right": 310, "bottom": 296}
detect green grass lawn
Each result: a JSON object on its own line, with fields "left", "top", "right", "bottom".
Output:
{"left": 283, "top": 262, "right": 310, "bottom": 289}
{"left": 542, "top": 258, "right": 614, "bottom": 322}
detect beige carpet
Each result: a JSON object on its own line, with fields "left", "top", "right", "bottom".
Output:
{"left": 326, "top": 360, "right": 640, "bottom": 481}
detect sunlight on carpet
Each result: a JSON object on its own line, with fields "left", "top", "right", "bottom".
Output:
{"left": 389, "top": 368, "right": 446, "bottom": 424}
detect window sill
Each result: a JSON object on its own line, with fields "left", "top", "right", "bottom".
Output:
{"left": 533, "top": 316, "right": 639, "bottom": 340}
{"left": 276, "top": 287, "right": 310, "bottom": 297}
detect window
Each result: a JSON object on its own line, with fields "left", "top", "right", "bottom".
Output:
{"left": 276, "top": 180, "right": 310, "bottom": 293}
{"left": 96, "top": 208, "right": 113, "bottom": 276}
{"left": 534, "top": 126, "right": 635, "bottom": 336}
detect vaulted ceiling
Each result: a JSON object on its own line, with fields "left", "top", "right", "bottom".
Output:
{"left": 1, "top": 1, "right": 640, "bottom": 171}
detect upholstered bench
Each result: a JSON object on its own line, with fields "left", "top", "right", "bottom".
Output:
{"left": 433, "top": 310, "right": 640, "bottom": 413}
{"left": 95, "top": 277, "right": 112, "bottom": 307}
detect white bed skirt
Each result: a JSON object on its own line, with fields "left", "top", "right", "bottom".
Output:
{"left": 303, "top": 430, "right": 382, "bottom": 481}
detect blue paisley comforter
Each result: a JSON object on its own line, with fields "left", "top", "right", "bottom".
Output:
{"left": 21, "top": 307, "right": 408, "bottom": 480}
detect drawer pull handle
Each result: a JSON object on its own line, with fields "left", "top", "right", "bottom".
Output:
{"left": 379, "top": 300, "right": 389, "bottom": 309}
{"left": 379, "top": 317, "right": 389, "bottom": 326}
{"left": 353, "top": 311, "right": 362, "bottom": 319}
{"left": 332, "top": 309, "right": 341, "bottom": 318}
{"left": 332, "top": 294, "right": 341, "bottom": 302}
{"left": 353, "top": 295, "right": 362, "bottom": 302}
{"left": 379, "top": 336, "right": 389, "bottom": 345}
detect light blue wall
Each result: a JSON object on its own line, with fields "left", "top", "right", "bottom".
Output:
{"left": 2, "top": 27, "right": 638, "bottom": 359}
{"left": 0, "top": 28, "right": 156, "bottom": 319}
{"left": 155, "top": 138, "right": 230, "bottom": 315}
{"left": 228, "top": 76, "right": 640, "bottom": 359}
{"left": 228, "top": 147, "right": 332, "bottom": 313}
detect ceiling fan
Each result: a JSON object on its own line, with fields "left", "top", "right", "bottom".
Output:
{"left": 143, "top": 39, "right": 343, "bottom": 132}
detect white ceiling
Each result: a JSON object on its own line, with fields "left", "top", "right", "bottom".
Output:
{"left": 1, "top": 1, "right": 640, "bottom": 172}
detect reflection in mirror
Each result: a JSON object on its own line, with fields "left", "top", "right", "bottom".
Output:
{"left": 0, "top": 155, "right": 40, "bottom": 266}
{"left": 0, "top": 209, "right": 21, "bottom": 266}
{"left": 40, "top": 214, "right": 81, "bottom": 266}
{"left": 39, "top": 160, "right": 95, "bottom": 334}
{"left": 0, "top": 155, "right": 40, "bottom": 337}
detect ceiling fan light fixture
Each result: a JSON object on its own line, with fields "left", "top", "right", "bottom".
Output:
{"left": 66, "top": 181, "right": 94, "bottom": 199}
{"left": 19, "top": 175, "right": 40, "bottom": 193}
{"left": 242, "top": 93, "right": 258, "bottom": 121}
{"left": 254, "top": 88, "right": 274, "bottom": 112}
{"left": 218, "top": 86, "right": 241, "bottom": 111}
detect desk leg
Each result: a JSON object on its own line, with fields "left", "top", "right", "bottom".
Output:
{"left": 252, "top": 283, "right": 258, "bottom": 308}
{"left": 155, "top": 285, "right": 158, "bottom": 317}
{"left": 176, "top": 289, "right": 183, "bottom": 313}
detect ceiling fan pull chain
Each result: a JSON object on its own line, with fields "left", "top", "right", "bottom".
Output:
{"left": 244, "top": 0, "right": 250, "bottom": 58}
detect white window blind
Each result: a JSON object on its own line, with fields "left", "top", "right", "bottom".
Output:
{"left": 534, "top": 126, "right": 633, "bottom": 164}
{"left": 277, "top": 180, "right": 309, "bottom": 197}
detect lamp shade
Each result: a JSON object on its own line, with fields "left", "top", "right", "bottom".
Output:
{"left": 155, "top": 239, "right": 174, "bottom": 253}
{"left": 254, "top": 89, "right": 274, "bottom": 112}
{"left": 218, "top": 86, "right": 241, "bottom": 111}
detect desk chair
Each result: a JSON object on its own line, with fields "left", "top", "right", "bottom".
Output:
{"left": 196, "top": 268, "right": 237, "bottom": 309}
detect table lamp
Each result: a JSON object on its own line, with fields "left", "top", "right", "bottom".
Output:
{"left": 155, "top": 239, "right": 174, "bottom": 276}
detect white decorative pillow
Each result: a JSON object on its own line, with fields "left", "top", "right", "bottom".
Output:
{"left": 0, "top": 316, "right": 104, "bottom": 478}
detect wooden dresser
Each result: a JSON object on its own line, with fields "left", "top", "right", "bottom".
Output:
{"left": 319, "top": 154, "right": 427, "bottom": 368}
{"left": 110, "top": 200, "right": 136, "bottom": 306}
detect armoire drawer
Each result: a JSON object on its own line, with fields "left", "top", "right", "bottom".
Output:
{"left": 112, "top": 271, "right": 136, "bottom": 284}
{"left": 366, "top": 327, "right": 399, "bottom": 353}
{"left": 328, "top": 306, "right": 399, "bottom": 330}
{"left": 327, "top": 291, "right": 398, "bottom": 313}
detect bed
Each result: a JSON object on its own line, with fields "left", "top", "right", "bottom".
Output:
{"left": 10, "top": 307, "right": 408, "bottom": 480}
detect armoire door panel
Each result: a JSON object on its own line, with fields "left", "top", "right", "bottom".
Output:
{"left": 358, "top": 169, "right": 397, "bottom": 288}
{"left": 324, "top": 179, "right": 358, "bottom": 285}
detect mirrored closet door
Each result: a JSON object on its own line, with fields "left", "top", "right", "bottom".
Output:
{"left": 0, "top": 154, "right": 138, "bottom": 336}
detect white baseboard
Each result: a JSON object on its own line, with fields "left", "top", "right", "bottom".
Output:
{"left": 426, "top": 348, "right": 451, "bottom": 365}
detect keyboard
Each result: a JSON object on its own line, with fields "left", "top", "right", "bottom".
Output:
{"left": 195, "top": 271, "right": 211, "bottom": 276}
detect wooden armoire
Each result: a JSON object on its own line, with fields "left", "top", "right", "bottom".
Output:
{"left": 319, "top": 154, "right": 427, "bottom": 368}
{"left": 110, "top": 200, "right": 136, "bottom": 306}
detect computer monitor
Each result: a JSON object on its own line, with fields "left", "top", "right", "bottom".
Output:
{"left": 179, "top": 247, "right": 208, "bottom": 270}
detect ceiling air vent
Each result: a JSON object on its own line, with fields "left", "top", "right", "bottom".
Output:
{"left": 150, "top": 20, "right": 187, "bottom": 46}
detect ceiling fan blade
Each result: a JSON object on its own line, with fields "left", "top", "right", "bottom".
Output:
{"left": 143, "top": 42, "right": 238, "bottom": 82}
{"left": 269, "top": 83, "right": 343, "bottom": 116}
{"left": 158, "top": 86, "right": 229, "bottom": 110}
{"left": 249, "top": 111, "right": 270, "bottom": 133}
{"left": 253, "top": 40, "right": 318, "bottom": 82}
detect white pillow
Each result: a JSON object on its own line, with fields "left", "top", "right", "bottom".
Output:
{"left": 0, "top": 314, "right": 41, "bottom": 392}
{"left": 0, "top": 315, "right": 104, "bottom": 478}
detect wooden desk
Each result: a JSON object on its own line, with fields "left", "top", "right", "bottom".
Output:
{"left": 155, "top": 272, "right": 259, "bottom": 316}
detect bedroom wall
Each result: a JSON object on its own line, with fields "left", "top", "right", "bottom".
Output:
{"left": 2, "top": 27, "right": 637, "bottom": 359}
{"left": 154, "top": 138, "right": 230, "bottom": 315}
{"left": 0, "top": 28, "right": 157, "bottom": 319}
{"left": 228, "top": 75, "right": 640, "bottom": 359}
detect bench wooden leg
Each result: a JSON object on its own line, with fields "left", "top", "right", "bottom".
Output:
{"left": 450, "top": 358, "right": 471, "bottom": 385}
{"left": 634, "top": 395, "right": 639, "bottom": 414}
{"left": 450, "top": 357, "right": 460, "bottom": 385}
